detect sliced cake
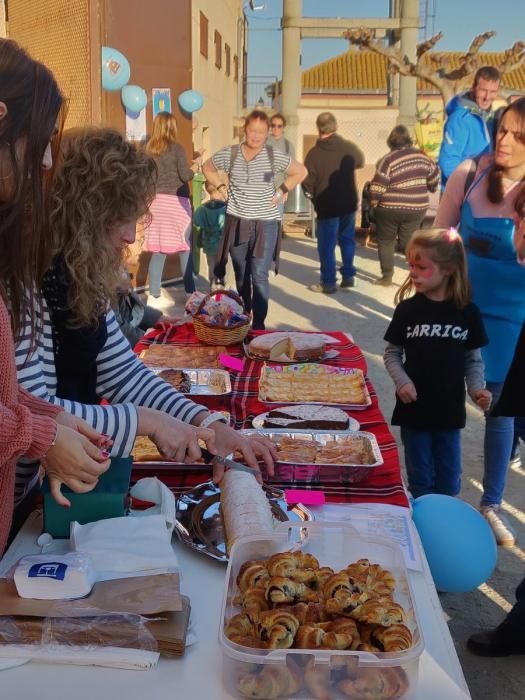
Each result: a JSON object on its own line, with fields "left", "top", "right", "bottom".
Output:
{"left": 263, "top": 404, "right": 349, "bottom": 430}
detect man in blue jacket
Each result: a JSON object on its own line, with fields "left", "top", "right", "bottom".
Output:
{"left": 438, "top": 66, "right": 501, "bottom": 188}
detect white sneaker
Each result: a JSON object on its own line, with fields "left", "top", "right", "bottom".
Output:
{"left": 480, "top": 505, "right": 516, "bottom": 547}
{"left": 146, "top": 288, "right": 174, "bottom": 311}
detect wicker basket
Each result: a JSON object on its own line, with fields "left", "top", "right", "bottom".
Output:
{"left": 192, "top": 290, "right": 250, "bottom": 346}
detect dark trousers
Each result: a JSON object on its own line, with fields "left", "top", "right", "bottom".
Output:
{"left": 401, "top": 426, "right": 462, "bottom": 499}
{"left": 230, "top": 219, "right": 279, "bottom": 331}
{"left": 374, "top": 208, "right": 426, "bottom": 278}
{"left": 503, "top": 574, "right": 525, "bottom": 636}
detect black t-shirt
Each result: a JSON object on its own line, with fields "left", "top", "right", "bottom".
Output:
{"left": 384, "top": 294, "right": 488, "bottom": 429}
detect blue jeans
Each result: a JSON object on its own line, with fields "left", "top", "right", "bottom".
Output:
{"left": 482, "top": 381, "right": 515, "bottom": 507}
{"left": 400, "top": 427, "right": 462, "bottom": 499}
{"left": 230, "top": 219, "right": 278, "bottom": 331}
{"left": 316, "top": 213, "right": 357, "bottom": 287}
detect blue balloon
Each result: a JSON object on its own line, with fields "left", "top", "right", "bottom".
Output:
{"left": 178, "top": 89, "right": 204, "bottom": 114}
{"left": 412, "top": 495, "right": 497, "bottom": 592}
{"left": 121, "top": 85, "right": 147, "bottom": 113}
{"left": 101, "top": 46, "right": 131, "bottom": 92}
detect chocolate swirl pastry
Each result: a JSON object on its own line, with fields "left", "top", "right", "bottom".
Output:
{"left": 158, "top": 369, "right": 192, "bottom": 393}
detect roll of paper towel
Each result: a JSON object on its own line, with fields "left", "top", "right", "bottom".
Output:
{"left": 14, "top": 553, "right": 96, "bottom": 600}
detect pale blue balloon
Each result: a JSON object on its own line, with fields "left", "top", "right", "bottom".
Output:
{"left": 101, "top": 46, "right": 131, "bottom": 92}
{"left": 121, "top": 85, "right": 147, "bottom": 113}
{"left": 178, "top": 89, "right": 204, "bottom": 114}
{"left": 412, "top": 494, "right": 497, "bottom": 593}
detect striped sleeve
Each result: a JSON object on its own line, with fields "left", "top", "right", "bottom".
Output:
{"left": 95, "top": 310, "right": 207, "bottom": 426}
{"left": 211, "top": 146, "right": 232, "bottom": 172}
{"left": 15, "top": 310, "right": 139, "bottom": 459}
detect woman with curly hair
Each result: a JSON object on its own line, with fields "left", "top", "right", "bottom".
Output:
{"left": 15, "top": 127, "right": 275, "bottom": 508}
{"left": 0, "top": 40, "right": 110, "bottom": 552}
{"left": 144, "top": 111, "right": 199, "bottom": 308}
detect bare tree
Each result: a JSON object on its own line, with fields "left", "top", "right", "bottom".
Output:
{"left": 344, "top": 28, "right": 525, "bottom": 106}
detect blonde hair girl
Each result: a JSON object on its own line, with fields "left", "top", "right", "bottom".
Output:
{"left": 383, "top": 227, "right": 491, "bottom": 501}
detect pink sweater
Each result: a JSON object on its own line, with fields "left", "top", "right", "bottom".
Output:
{"left": 0, "top": 296, "right": 62, "bottom": 554}
{"left": 435, "top": 154, "right": 521, "bottom": 231}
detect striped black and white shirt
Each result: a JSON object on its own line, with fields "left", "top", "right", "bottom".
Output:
{"left": 14, "top": 299, "right": 207, "bottom": 504}
{"left": 212, "top": 144, "right": 290, "bottom": 221}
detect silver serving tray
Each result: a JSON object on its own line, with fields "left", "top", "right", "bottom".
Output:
{"left": 152, "top": 367, "right": 232, "bottom": 395}
{"left": 174, "top": 481, "right": 314, "bottom": 562}
{"left": 252, "top": 409, "right": 360, "bottom": 433}
{"left": 258, "top": 364, "right": 372, "bottom": 409}
{"left": 239, "top": 429, "right": 383, "bottom": 468}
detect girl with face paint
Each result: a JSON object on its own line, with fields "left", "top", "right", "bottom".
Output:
{"left": 383, "top": 228, "right": 491, "bottom": 502}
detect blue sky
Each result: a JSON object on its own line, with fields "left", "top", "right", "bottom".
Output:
{"left": 247, "top": 0, "right": 525, "bottom": 79}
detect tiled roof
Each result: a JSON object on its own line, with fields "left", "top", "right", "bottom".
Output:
{"left": 302, "top": 50, "right": 525, "bottom": 92}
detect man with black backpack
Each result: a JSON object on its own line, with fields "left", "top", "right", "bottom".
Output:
{"left": 202, "top": 110, "right": 306, "bottom": 330}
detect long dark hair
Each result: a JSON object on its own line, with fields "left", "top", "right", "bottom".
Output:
{"left": 487, "top": 97, "right": 525, "bottom": 216}
{"left": 0, "top": 39, "right": 64, "bottom": 340}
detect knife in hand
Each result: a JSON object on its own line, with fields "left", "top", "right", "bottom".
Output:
{"left": 201, "top": 448, "right": 261, "bottom": 476}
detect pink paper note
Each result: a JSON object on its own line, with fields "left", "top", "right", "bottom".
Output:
{"left": 219, "top": 353, "right": 244, "bottom": 372}
{"left": 284, "top": 489, "right": 325, "bottom": 505}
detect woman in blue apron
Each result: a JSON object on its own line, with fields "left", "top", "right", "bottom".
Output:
{"left": 435, "top": 97, "right": 525, "bottom": 546}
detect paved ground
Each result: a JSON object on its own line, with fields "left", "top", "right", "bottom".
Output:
{"left": 162, "top": 229, "right": 525, "bottom": 700}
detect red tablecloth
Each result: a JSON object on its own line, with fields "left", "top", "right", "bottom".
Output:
{"left": 133, "top": 323, "right": 409, "bottom": 507}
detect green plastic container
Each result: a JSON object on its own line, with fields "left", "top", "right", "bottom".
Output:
{"left": 41, "top": 457, "right": 132, "bottom": 538}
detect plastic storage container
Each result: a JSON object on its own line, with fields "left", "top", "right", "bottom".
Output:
{"left": 219, "top": 521, "right": 424, "bottom": 699}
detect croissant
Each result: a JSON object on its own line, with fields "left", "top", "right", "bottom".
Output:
{"left": 294, "top": 624, "right": 326, "bottom": 649}
{"left": 225, "top": 613, "right": 254, "bottom": 639}
{"left": 309, "top": 566, "right": 335, "bottom": 590}
{"left": 324, "top": 589, "right": 371, "bottom": 617}
{"left": 295, "top": 622, "right": 355, "bottom": 651}
{"left": 266, "top": 551, "right": 320, "bottom": 583}
{"left": 266, "top": 576, "right": 320, "bottom": 604}
{"left": 237, "top": 560, "right": 270, "bottom": 593}
{"left": 338, "top": 666, "right": 409, "bottom": 700}
{"left": 238, "top": 660, "right": 303, "bottom": 699}
{"left": 303, "top": 658, "right": 332, "bottom": 700}
{"left": 275, "top": 601, "right": 330, "bottom": 625}
{"left": 257, "top": 610, "right": 300, "bottom": 649}
{"left": 322, "top": 572, "right": 354, "bottom": 600}
{"left": 229, "top": 634, "right": 268, "bottom": 649}
{"left": 355, "top": 623, "right": 382, "bottom": 653}
{"left": 351, "top": 598, "right": 407, "bottom": 626}
{"left": 241, "top": 587, "right": 271, "bottom": 617}
{"left": 323, "top": 618, "right": 361, "bottom": 649}
{"left": 371, "top": 623, "right": 413, "bottom": 652}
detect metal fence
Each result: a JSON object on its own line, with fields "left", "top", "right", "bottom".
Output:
{"left": 245, "top": 75, "right": 278, "bottom": 109}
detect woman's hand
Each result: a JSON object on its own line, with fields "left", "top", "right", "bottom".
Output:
{"left": 43, "top": 424, "right": 111, "bottom": 507}
{"left": 55, "top": 411, "right": 112, "bottom": 449}
{"left": 397, "top": 382, "right": 417, "bottom": 404}
{"left": 138, "top": 407, "right": 216, "bottom": 463}
{"left": 271, "top": 191, "right": 288, "bottom": 207}
{"left": 209, "top": 422, "right": 276, "bottom": 483}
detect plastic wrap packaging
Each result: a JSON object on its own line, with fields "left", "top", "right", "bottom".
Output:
{"left": 0, "top": 613, "right": 158, "bottom": 652}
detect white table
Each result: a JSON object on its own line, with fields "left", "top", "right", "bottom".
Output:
{"left": 0, "top": 510, "right": 471, "bottom": 699}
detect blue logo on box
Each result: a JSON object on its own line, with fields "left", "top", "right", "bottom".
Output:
{"left": 28, "top": 562, "right": 67, "bottom": 580}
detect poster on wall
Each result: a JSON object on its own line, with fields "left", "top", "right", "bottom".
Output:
{"left": 125, "top": 108, "right": 147, "bottom": 143}
{"left": 152, "top": 88, "right": 172, "bottom": 117}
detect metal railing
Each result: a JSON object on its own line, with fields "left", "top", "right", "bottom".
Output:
{"left": 245, "top": 75, "right": 279, "bottom": 108}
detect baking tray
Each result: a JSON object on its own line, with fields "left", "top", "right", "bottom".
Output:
{"left": 152, "top": 367, "right": 232, "bottom": 395}
{"left": 252, "top": 410, "right": 360, "bottom": 433}
{"left": 174, "top": 481, "right": 314, "bottom": 562}
{"left": 240, "top": 429, "right": 383, "bottom": 484}
{"left": 258, "top": 363, "right": 372, "bottom": 409}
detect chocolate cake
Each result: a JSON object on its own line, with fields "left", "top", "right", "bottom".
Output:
{"left": 158, "top": 369, "right": 192, "bottom": 393}
{"left": 263, "top": 404, "right": 349, "bottom": 430}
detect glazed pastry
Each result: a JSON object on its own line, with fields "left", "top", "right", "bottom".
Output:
{"left": 322, "top": 618, "right": 361, "bottom": 649}
{"left": 236, "top": 560, "right": 270, "bottom": 593}
{"left": 266, "top": 576, "right": 319, "bottom": 604}
{"left": 371, "top": 623, "right": 413, "bottom": 652}
{"left": 266, "top": 551, "right": 320, "bottom": 582}
{"left": 256, "top": 610, "right": 300, "bottom": 649}
{"left": 351, "top": 598, "right": 407, "bottom": 626}
{"left": 225, "top": 613, "right": 254, "bottom": 639}
{"left": 220, "top": 470, "right": 274, "bottom": 554}
{"left": 295, "top": 623, "right": 354, "bottom": 650}
{"left": 240, "top": 587, "right": 271, "bottom": 618}
{"left": 338, "top": 666, "right": 409, "bottom": 700}
{"left": 274, "top": 601, "right": 329, "bottom": 625}
{"left": 238, "top": 659, "right": 303, "bottom": 699}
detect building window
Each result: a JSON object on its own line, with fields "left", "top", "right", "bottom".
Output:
{"left": 233, "top": 54, "right": 239, "bottom": 82}
{"left": 214, "top": 30, "right": 222, "bottom": 69}
{"left": 225, "top": 44, "right": 231, "bottom": 77}
{"left": 200, "top": 12, "right": 208, "bottom": 58}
